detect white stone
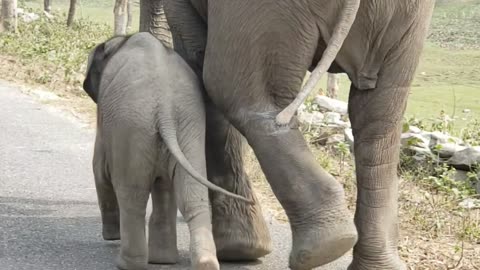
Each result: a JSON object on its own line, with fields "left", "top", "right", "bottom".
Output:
{"left": 447, "top": 146, "right": 480, "bottom": 170}
{"left": 459, "top": 198, "right": 480, "bottom": 209}
{"left": 298, "top": 111, "right": 324, "bottom": 126}
{"left": 324, "top": 112, "right": 342, "bottom": 124}
{"left": 409, "top": 126, "right": 422, "bottom": 134}
{"left": 22, "top": 12, "right": 40, "bottom": 23}
{"left": 327, "top": 134, "right": 345, "bottom": 145}
{"left": 434, "top": 143, "right": 467, "bottom": 158}
{"left": 314, "top": 95, "right": 348, "bottom": 115}
{"left": 401, "top": 133, "right": 430, "bottom": 149}
{"left": 344, "top": 128, "right": 354, "bottom": 153}
{"left": 453, "top": 170, "right": 469, "bottom": 182}
{"left": 15, "top": 7, "right": 24, "bottom": 15}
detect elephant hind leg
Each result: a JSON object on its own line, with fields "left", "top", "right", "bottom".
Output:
{"left": 93, "top": 142, "right": 120, "bottom": 241}
{"left": 148, "top": 177, "right": 179, "bottom": 264}
{"left": 202, "top": 11, "right": 357, "bottom": 267}
{"left": 171, "top": 126, "right": 220, "bottom": 270}
{"left": 174, "top": 165, "right": 220, "bottom": 270}
{"left": 205, "top": 102, "right": 272, "bottom": 261}
{"left": 164, "top": 0, "right": 272, "bottom": 260}
{"left": 110, "top": 135, "right": 156, "bottom": 270}
{"left": 115, "top": 184, "right": 151, "bottom": 270}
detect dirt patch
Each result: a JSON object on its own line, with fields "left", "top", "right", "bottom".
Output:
{"left": 0, "top": 54, "right": 96, "bottom": 127}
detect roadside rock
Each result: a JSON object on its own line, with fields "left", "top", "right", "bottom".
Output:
{"left": 453, "top": 170, "right": 469, "bottom": 182}
{"left": 298, "top": 111, "right": 324, "bottom": 126}
{"left": 314, "top": 95, "right": 348, "bottom": 115}
{"left": 344, "top": 128, "right": 354, "bottom": 145}
{"left": 433, "top": 143, "right": 468, "bottom": 158}
{"left": 326, "top": 134, "right": 345, "bottom": 145}
{"left": 424, "top": 131, "right": 463, "bottom": 147}
{"left": 324, "top": 112, "right": 341, "bottom": 123}
{"left": 16, "top": 8, "right": 40, "bottom": 23}
{"left": 401, "top": 133, "right": 430, "bottom": 149}
{"left": 314, "top": 126, "right": 345, "bottom": 145}
{"left": 324, "top": 112, "right": 350, "bottom": 127}
{"left": 409, "top": 126, "right": 422, "bottom": 134}
{"left": 459, "top": 198, "right": 480, "bottom": 209}
{"left": 447, "top": 147, "right": 480, "bottom": 170}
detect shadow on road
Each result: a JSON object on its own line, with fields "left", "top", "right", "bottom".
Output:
{"left": 0, "top": 196, "right": 259, "bottom": 269}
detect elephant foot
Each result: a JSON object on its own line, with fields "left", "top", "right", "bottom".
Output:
{"left": 102, "top": 223, "right": 120, "bottom": 241}
{"left": 215, "top": 233, "right": 272, "bottom": 261}
{"left": 116, "top": 253, "right": 147, "bottom": 270}
{"left": 193, "top": 256, "right": 220, "bottom": 270}
{"left": 289, "top": 208, "right": 357, "bottom": 270}
{"left": 190, "top": 227, "right": 220, "bottom": 270}
{"left": 148, "top": 243, "right": 178, "bottom": 264}
{"left": 212, "top": 197, "right": 272, "bottom": 261}
{"left": 348, "top": 252, "right": 406, "bottom": 270}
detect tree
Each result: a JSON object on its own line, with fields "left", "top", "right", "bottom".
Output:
{"left": 139, "top": 0, "right": 171, "bottom": 47}
{"left": 113, "top": 0, "right": 128, "bottom": 35}
{"left": 326, "top": 73, "right": 340, "bottom": 99}
{"left": 1, "top": 0, "right": 17, "bottom": 32}
{"left": 66, "top": 0, "right": 76, "bottom": 26}
{"left": 44, "top": 0, "right": 51, "bottom": 13}
{"left": 126, "top": 0, "right": 132, "bottom": 32}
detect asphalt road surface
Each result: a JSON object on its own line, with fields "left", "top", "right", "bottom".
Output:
{"left": 0, "top": 81, "right": 351, "bottom": 269}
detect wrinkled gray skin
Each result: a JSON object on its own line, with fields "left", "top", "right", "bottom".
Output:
{"left": 146, "top": 1, "right": 436, "bottom": 270}
{"left": 82, "top": 32, "right": 251, "bottom": 270}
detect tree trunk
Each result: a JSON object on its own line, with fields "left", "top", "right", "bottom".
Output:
{"left": 126, "top": 0, "right": 133, "bottom": 32}
{"left": 66, "top": 0, "right": 77, "bottom": 27}
{"left": 44, "top": 0, "right": 51, "bottom": 13}
{"left": 139, "top": 0, "right": 172, "bottom": 47}
{"left": 326, "top": 73, "right": 340, "bottom": 99}
{"left": 1, "top": 0, "right": 17, "bottom": 32}
{"left": 113, "top": 0, "right": 128, "bottom": 35}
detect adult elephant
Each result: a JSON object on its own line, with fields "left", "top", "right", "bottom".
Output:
{"left": 141, "top": 1, "right": 436, "bottom": 269}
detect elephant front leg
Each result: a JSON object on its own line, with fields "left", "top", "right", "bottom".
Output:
{"left": 148, "top": 178, "right": 178, "bottom": 264}
{"left": 205, "top": 102, "right": 272, "bottom": 261}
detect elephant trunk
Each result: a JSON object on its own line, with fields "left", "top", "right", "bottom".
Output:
{"left": 139, "top": 0, "right": 173, "bottom": 47}
{"left": 157, "top": 117, "right": 254, "bottom": 204}
{"left": 275, "top": 0, "right": 360, "bottom": 125}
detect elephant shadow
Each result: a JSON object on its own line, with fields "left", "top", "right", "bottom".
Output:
{"left": 0, "top": 196, "right": 259, "bottom": 270}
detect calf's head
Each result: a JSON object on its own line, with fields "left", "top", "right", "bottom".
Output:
{"left": 83, "top": 35, "right": 131, "bottom": 103}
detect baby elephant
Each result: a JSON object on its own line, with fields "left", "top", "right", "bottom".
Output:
{"left": 83, "top": 32, "right": 251, "bottom": 270}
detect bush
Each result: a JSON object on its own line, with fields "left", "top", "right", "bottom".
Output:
{"left": 0, "top": 9, "right": 112, "bottom": 82}
{"left": 401, "top": 112, "right": 479, "bottom": 199}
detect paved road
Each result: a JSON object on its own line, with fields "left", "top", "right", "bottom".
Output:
{"left": 0, "top": 82, "right": 350, "bottom": 269}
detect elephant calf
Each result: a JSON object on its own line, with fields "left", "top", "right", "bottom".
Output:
{"left": 82, "top": 32, "right": 250, "bottom": 270}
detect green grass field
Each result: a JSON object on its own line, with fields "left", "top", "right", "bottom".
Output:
{"left": 22, "top": 0, "right": 480, "bottom": 122}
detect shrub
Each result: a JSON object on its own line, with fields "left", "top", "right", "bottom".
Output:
{"left": 0, "top": 8, "right": 112, "bottom": 82}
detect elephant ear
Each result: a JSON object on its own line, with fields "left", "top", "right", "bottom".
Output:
{"left": 83, "top": 43, "right": 106, "bottom": 104}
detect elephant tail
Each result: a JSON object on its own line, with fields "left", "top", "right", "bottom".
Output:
{"left": 276, "top": 0, "right": 360, "bottom": 125}
{"left": 157, "top": 118, "right": 254, "bottom": 204}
